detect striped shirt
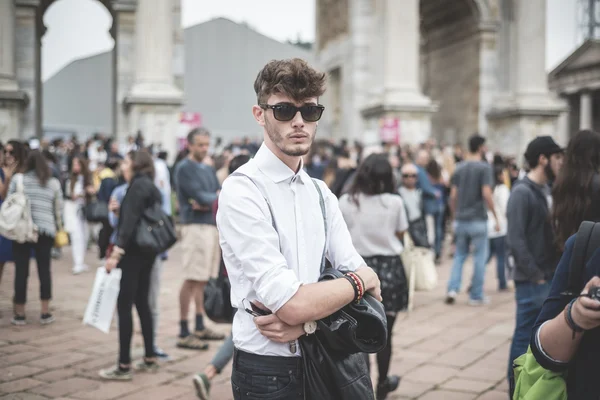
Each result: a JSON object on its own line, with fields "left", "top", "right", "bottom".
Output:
{"left": 8, "top": 172, "right": 63, "bottom": 237}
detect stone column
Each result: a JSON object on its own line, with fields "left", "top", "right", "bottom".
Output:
{"left": 124, "top": 0, "right": 183, "bottom": 162}
{"left": 361, "top": 0, "right": 436, "bottom": 146}
{"left": 349, "top": 0, "right": 373, "bottom": 143}
{"left": 580, "top": 91, "right": 593, "bottom": 130}
{"left": 0, "top": 0, "right": 28, "bottom": 141}
{"left": 487, "top": 0, "right": 566, "bottom": 157}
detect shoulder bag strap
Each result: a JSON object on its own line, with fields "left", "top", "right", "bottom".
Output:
{"left": 16, "top": 174, "right": 24, "bottom": 193}
{"left": 311, "top": 179, "right": 327, "bottom": 273}
{"left": 232, "top": 172, "right": 279, "bottom": 244}
{"left": 566, "top": 221, "right": 597, "bottom": 296}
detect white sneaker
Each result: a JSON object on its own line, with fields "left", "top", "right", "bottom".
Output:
{"left": 468, "top": 297, "right": 491, "bottom": 307}
{"left": 445, "top": 291, "right": 458, "bottom": 305}
{"left": 72, "top": 265, "right": 89, "bottom": 275}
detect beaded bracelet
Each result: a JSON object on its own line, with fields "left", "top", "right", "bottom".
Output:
{"left": 344, "top": 275, "right": 360, "bottom": 302}
{"left": 346, "top": 272, "right": 364, "bottom": 302}
{"left": 564, "top": 298, "right": 585, "bottom": 339}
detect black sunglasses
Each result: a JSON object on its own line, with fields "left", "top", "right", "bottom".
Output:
{"left": 259, "top": 103, "right": 325, "bottom": 122}
{"left": 402, "top": 174, "right": 417, "bottom": 178}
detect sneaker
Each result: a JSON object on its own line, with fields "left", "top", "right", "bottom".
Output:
{"left": 99, "top": 365, "right": 133, "bottom": 380}
{"left": 11, "top": 315, "right": 26, "bottom": 325}
{"left": 194, "top": 327, "right": 225, "bottom": 341}
{"left": 177, "top": 335, "right": 209, "bottom": 350}
{"left": 133, "top": 359, "right": 160, "bottom": 373}
{"left": 72, "top": 264, "right": 89, "bottom": 275}
{"left": 154, "top": 347, "right": 171, "bottom": 362}
{"left": 193, "top": 373, "right": 211, "bottom": 400}
{"left": 377, "top": 375, "right": 400, "bottom": 400}
{"left": 468, "top": 297, "right": 491, "bottom": 307}
{"left": 445, "top": 291, "right": 457, "bottom": 305}
{"left": 40, "top": 313, "right": 55, "bottom": 325}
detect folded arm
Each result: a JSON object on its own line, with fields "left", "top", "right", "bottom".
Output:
{"left": 217, "top": 177, "right": 368, "bottom": 326}
{"left": 177, "top": 164, "right": 218, "bottom": 206}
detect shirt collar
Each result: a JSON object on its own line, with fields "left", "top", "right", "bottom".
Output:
{"left": 254, "top": 143, "right": 306, "bottom": 184}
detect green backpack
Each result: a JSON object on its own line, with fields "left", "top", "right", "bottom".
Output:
{"left": 512, "top": 221, "right": 600, "bottom": 400}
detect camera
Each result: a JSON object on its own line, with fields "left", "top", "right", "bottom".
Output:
{"left": 588, "top": 286, "right": 600, "bottom": 301}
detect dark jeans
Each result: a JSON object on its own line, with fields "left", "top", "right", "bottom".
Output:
{"left": 13, "top": 234, "right": 54, "bottom": 305}
{"left": 432, "top": 210, "right": 444, "bottom": 259}
{"left": 117, "top": 250, "right": 155, "bottom": 365}
{"left": 507, "top": 280, "right": 551, "bottom": 392}
{"left": 231, "top": 349, "right": 304, "bottom": 400}
{"left": 488, "top": 236, "right": 507, "bottom": 290}
{"left": 98, "top": 219, "right": 113, "bottom": 260}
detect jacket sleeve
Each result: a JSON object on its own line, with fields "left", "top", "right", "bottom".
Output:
{"left": 530, "top": 235, "right": 575, "bottom": 372}
{"left": 506, "top": 187, "right": 545, "bottom": 282}
{"left": 417, "top": 167, "right": 439, "bottom": 199}
{"left": 115, "top": 181, "right": 147, "bottom": 249}
{"left": 176, "top": 164, "right": 218, "bottom": 206}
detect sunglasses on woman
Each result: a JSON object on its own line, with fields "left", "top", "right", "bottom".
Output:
{"left": 259, "top": 103, "right": 325, "bottom": 122}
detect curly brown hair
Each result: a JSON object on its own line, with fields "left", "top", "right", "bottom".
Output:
{"left": 254, "top": 58, "right": 327, "bottom": 104}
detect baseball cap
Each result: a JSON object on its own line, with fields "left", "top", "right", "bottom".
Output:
{"left": 524, "top": 136, "right": 563, "bottom": 163}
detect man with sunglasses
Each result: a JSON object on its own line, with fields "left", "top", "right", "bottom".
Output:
{"left": 216, "top": 58, "right": 382, "bottom": 399}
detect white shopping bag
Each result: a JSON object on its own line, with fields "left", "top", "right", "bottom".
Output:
{"left": 83, "top": 267, "right": 122, "bottom": 333}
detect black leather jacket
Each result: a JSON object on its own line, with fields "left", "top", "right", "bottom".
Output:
{"left": 116, "top": 174, "right": 161, "bottom": 250}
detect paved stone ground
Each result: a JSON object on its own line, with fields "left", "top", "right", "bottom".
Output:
{"left": 0, "top": 241, "right": 514, "bottom": 400}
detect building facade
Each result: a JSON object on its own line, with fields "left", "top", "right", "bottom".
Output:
{"left": 316, "top": 0, "right": 567, "bottom": 156}
{"left": 0, "top": 0, "right": 183, "bottom": 159}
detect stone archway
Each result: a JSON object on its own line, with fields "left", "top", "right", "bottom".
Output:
{"left": 40, "top": 0, "right": 118, "bottom": 139}
{"left": 419, "top": 0, "right": 494, "bottom": 145}
{"left": 0, "top": 0, "right": 183, "bottom": 160}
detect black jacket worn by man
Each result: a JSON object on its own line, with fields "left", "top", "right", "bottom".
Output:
{"left": 506, "top": 177, "right": 559, "bottom": 283}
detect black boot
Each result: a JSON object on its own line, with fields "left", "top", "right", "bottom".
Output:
{"left": 377, "top": 375, "right": 400, "bottom": 400}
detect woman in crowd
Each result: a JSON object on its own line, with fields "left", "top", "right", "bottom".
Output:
{"left": 0, "top": 140, "right": 28, "bottom": 283}
{"left": 64, "top": 155, "right": 94, "bottom": 274}
{"left": 487, "top": 164, "right": 510, "bottom": 291}
{"left": 10, "top": 150, "right": 63, "bottom": 325}
{"left": 339, "top": 153, "right": 409, "bottom": 400}
{"left": 552, "top": 129, "right": 600, "bottom": 251}
{"left": 426, "top": 159, "right": 446, "bottom": 263}
{"left": 99, "top": 151, "right": 161, "bottom": 380}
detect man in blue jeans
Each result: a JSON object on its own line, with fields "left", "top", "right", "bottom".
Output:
{"left": 506, "top": 136, "right": 563, "bottom": 393}
{"left": 446, "top": 134, "right": 499, "bottom": 306}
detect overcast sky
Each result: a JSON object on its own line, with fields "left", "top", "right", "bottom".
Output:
{"left": 42, "top": 0, "right": 577, "bottom": 81}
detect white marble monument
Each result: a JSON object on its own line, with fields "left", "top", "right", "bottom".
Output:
{"left": 316, "top": 0, "right": 566, "bottom": 157}
{"left": 0, "top": 0, "right": 183, "bottom": 158}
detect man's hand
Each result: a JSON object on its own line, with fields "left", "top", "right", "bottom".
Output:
{"left": 108, "top": 198, "right": 120, "bottom": 213}
{"left": 105, "top": 257, "right": 118, "bottom": 273}
{"left": 354, "top": 266, "right": 382, "bottom": 301}
{"left": 571, "top": 276, "right": 600, "bottom": 331}
{"left": 254, "top": 313, "right": 305, "bottom": 343}
{"left": 190, "top": 200, "right": 211, "bottom": 211}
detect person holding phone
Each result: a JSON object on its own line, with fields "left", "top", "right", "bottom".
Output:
{"left": 217, "top": 58, "right": 381, "bottom": 400}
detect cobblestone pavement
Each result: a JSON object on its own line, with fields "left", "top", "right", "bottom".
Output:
{"left": 0, "top": 242, "right": 514, "bottom": 400}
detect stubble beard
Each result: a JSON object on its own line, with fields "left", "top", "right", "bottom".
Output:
{"left": 265, "top": 117, "right": 315, "bottom": 157}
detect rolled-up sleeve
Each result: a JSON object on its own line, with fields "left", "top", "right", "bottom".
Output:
{"left": 217, "top": 177, "right": 301, "bottom": 312}
{"left": 321, "top": 184, "right": 365, "bottom": 272}
{"left": 530, "top": 235, "right": 575, "bottom": 372}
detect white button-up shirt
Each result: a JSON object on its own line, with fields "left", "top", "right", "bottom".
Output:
{"left": 216, "top": 144, "right": 365, "bottom": 357}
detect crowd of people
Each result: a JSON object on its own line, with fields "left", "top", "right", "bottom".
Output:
{"left": 3, "top": 57, "right": 600, "bottom": 400}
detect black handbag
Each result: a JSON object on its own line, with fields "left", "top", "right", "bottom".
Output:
{"left": 204, "top": 260, "right": 234, "bottom": 323}
{"left": 85, "top": 200, "right": 109, "bottom": 222}
{"left": 299, "top": 333, "right": 374, "bottom": 400}
{"left": 408, "top": 217, "right": 430, "bottom": 248}
{"left": 134, "top": 202, "right": 177, "bottom": 254}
